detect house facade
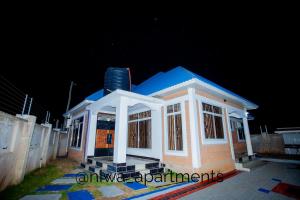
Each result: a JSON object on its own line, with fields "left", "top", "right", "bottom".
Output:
{"left": 64, "top": 66, "right": 258, "bottom": 174}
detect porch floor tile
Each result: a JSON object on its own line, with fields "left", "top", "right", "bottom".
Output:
{"left": 98, "top": 185, "right": 125, "bottom": 197}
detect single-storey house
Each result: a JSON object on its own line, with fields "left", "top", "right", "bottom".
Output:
{"left": 64, "top": 66, "right": 258, "bottom": 175}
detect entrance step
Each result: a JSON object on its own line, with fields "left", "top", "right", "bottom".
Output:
{"left": 88, "top": 166, "right": 102, "bottom": 173}
{"left": 96, "top": 161, "right": 103, "bottom": 168}
{"left": 80, "top": 162, "right": 86, "bottom": 169}
{"left": 235, "top": 158, "right": 265, "bottom": 172}
{"left": 87, "top": 158, "right": 93, "bottom": 164}
{"left": 86, "top": 157, "right": 165, "bottom": 179}
{"left": 236, "top": 154, "right": 256, "bottom": 163}
{"left": 120, "top": 171, "right": 141, "bottom": 179}
{"left": 145, "top": 162, "right": 159, "bottom": 169}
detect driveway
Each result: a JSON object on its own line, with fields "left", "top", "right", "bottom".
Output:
{"left": 181, "top": 162, "right": 300, "bottom": 200}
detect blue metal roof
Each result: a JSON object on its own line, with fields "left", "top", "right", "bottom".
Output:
{"left": 85, "top": 89, "right": 104, "bottom": 101}
{"left": 85, "top": 66, "right": 256, "bottom": 106}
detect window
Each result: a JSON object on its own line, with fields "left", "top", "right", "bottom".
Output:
{"left": 167, "top": 103, "right": 183, "bottom": 151}
{"left": 70, "top": 116, "right": 84, "bottom": 148}
{"left": 202, "top": 103, "right": 224, "bottom": 139}
{"left": 128, "top": 111, "right": 151, "bottom": 148}
{"left": 230, "top": 119, "right": 245, "bottom": 141}
{"left": 236, "top": 121, "right": 245, "bottom": 141}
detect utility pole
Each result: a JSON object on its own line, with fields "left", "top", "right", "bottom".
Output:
{"left": 66, "top": 81, "right": 75, "bottom": 113}
{"left": 63, "top": 81, "right": 76, "bottom": 130}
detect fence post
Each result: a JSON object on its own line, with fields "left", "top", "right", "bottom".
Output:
{"left": 41, "top": 123, "right": 52, "bottom": 166}
{"left": 13, "top": 115, "right": 36, "bottom": 185}
{"left": 52, "top": 129, "right": 60, "bottom": 160}
{"left": 21, "top": 94, "right": 28, "bottom": 115}
{"left": 28, "top": 98, "right": 33, "bottom": 115}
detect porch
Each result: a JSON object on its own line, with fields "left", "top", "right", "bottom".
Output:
{"left": 85, "top": 89, "right": 164, "bottom": 164}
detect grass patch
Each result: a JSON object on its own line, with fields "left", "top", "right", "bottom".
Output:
{"left": 0, "top": 159, "right": 76, "bottom": 200}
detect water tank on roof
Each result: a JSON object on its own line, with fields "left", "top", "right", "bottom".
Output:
{"left": 104, "top": 67, "right": 131, "bottom": 95}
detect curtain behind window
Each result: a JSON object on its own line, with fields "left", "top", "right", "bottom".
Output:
{"left": 128, "top": 122, "right": 138, "bottom": 148}
{"left": 175, "top": 114, "right": 183, "bottom": 150}
{"left": 168, "top": 115, "right": 175, "bottom": 150}
{"left": 139, "top": 119, "right": 151, "bottom": 148}
{"left": 204, "top": 113, "right": 214, "bottom": 138}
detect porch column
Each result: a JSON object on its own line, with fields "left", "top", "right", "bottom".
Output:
{"left": 225, "top": 108, "right": 235, "bottom": 161}
{"left": 113, "top": 96, "right": 129, "bottom": 164}
{"left": 243, "top": 116, "right": 253, "bottom": 156}
{"left": 85, "top": 111, "right": 97, "bottom": 159}
{"left": 188, "top": 88, "right": 201, "bottom": 168}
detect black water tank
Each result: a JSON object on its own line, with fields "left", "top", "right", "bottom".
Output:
{"left": 104, "top": 67, "right": 131, "bottom": 95}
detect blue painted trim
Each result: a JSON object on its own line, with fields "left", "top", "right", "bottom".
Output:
{"left": 258, "top": 188, "right": 270, "bottom": 193}
{"left": 123, "top": 181, "right": 191, "bottom": 200}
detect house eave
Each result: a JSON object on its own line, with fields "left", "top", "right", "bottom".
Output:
{"left": 63, "top": 100, "right": 94, "bottom": 117}
{"left": 149, "top": 78, "right": 258, "bottom": 110}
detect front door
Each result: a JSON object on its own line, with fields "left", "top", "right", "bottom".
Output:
{"left": 94, "top": 119, "right": 115, "bottom": 157}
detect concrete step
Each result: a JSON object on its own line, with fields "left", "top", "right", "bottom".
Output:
{"left": 236, "top": 154, "right": 257, "bottom": 163}
{"left": 80, "top": 162, "right": 95, "bottom": 171}
{"left": 88, "top": 165, "right": 102, "bottom": 173}
{"left": 235, "top": 158, "right": 266, "bottom": 172}
{"left": 243, "top": 159, "right": 266, "bottom": 169}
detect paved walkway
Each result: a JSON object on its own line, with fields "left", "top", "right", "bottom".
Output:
{"left": 181, "top": 162, "right": 300, "bottom": 200}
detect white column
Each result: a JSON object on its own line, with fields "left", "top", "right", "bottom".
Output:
{"left": 85, "top": 111, "right": 97, "bottom": 159}
{"left": 151, "top": 109, "right": 163, "bottom": 160}
{"left": 225, "top": 108, "right": 235, "bottom": 161}
{"left": 188, "top": 88, "right": 201, "bottom": 168}
{"left": 243, "top": 117, "right": 253, "bottom": 156}
{"left": 113, "top": 96, "right": 129, "bottom": 163}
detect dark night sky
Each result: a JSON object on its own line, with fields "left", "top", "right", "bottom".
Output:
{"left": 1, "top": 15, "right": 299, "bottom": 133}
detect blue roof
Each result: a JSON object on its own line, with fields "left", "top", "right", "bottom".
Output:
{"left": 85, "top": 89, "right": 104, "bottom": 101}
{"left": 85, "top": 66, "right": 255, "bottom": 106}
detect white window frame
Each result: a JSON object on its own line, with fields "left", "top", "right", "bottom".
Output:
{"left": 164, "top": 96, "right": 188, "bottom": 156}
{"left": 128, "top": 110, "right": 152, "bottom": 149}
{"left": 70, "top": 113, "right": 85, "bottom": 151}
{"left": 236, "top": 120, "right": 246, "bottom": 142}
{"left": 230, "top": 118, "right": 246, "bottom": 142}
{"left": 198, "top": 96, "right": 228, "bottom": 145}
